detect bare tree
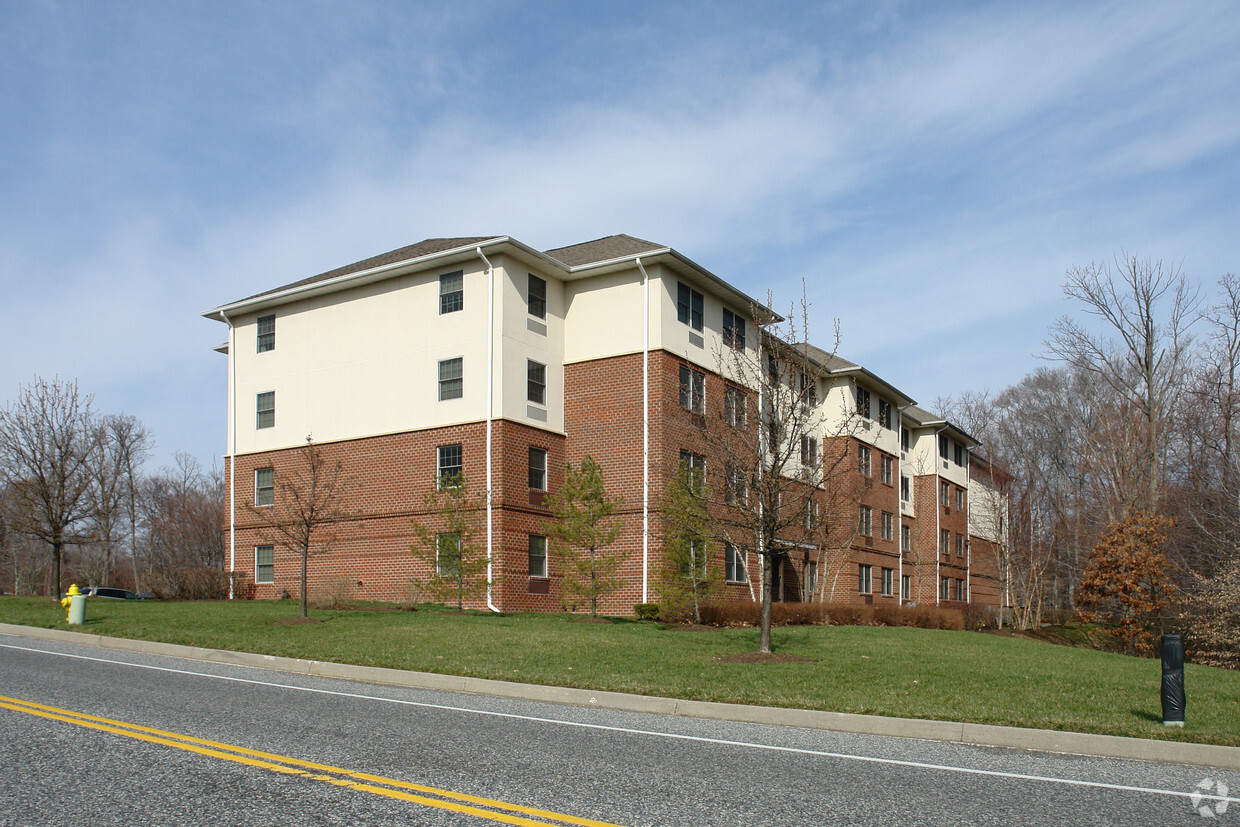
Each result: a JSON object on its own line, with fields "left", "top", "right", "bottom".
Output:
{"left": 0, "top": 378, "right": 97, "bottom": 595}
{"left": 1047, "top": 254, "right": 1200, "bottom": 515}
{"left": 246, "top": 437, "right": 351, "bottom": 618}
{"left": 139, "top": 453, "right": 225, "bottom": 596}
{"left": 80, "top": 414, "right": 150, "bottom": 587}
{"left": 691, "top": 294, "right": 857, "bottom": 653}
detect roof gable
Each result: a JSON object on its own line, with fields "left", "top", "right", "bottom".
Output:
{"left": 544, "top": 234, "right": 666, "bottom": 268}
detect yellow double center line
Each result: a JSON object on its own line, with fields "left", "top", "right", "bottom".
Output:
{"left": 0, "top": 694, "right": 624, "bottom": 827}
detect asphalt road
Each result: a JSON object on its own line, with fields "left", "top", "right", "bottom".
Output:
{"left": 1, "top": 630, "right": 1235, "bottom": 826}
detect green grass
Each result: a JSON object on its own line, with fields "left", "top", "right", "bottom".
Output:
{"left": 3, "top": 596, "right": 1238, "bottom": 746}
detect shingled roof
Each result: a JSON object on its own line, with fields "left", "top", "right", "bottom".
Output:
{"left": 544, "top": 234, "right": 667, "bottom": 268}
{"left": 236, "top": 237, "right": 500, "bottom": 304}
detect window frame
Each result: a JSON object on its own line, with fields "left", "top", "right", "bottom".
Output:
{"left": 255, "top": 467, "right": 274, "bottom": 507}
{"left": 901, "top": 524, "right": 911, "bottom": 552}
{"left": 255, "top": 545, "right": 274, "bottom": 584}
{"left": 881, "top": 510, "right": 894, "bottom": 541}
{"left": 436, "top": 532, "right": 462, "bottom": 577}
{"left": 900, "top": 476, "right": 911, "bottom": 503}
{"left": 858, "top": 444, "right": 871, "bottom": 477}
{"left": 881, "top": 567, "right": 894, "bottom": 597}
{"left": 725, "top": 464, "right": 747, "bottom": 506}
{"left": 527, "top": 273, "right": 547, "bottom": 319}
{"left": 724, "top": 386, "right": 747, "bottom": 428}
{"left": 881, "top": 455, "right": 893, "bottom": 486}
{"left": 256, "top": 391, "right": 275, "bottom": 430}
{"left": 856, "top": 387, "right": 871, "bottom": 418}
{"left": 678, "top": 364, "right": 705, "bottom": 414}
{"left": 901, "top": 574, "right": 911, "bottom": 601}
{"left": 956, "top": 487, "right": 965, "bottom": 510}
{"left": 528, "top": 534, "right": 548, "bottom": 578}
{"left": 859, "top": 505, "right": 873, "bottom": 537}
{"left": 724, "top": 543, "right": 746, "bottom": 583}
{"left": 800, "top": 435, "right": 819, "bottom": 467}
{"left": 439, "top": 270, "right": 464, "bottom": 315}
{"left": 722, "top": 308, "right": 746, "bottom": 350}
{"left": 526, "top": 360, "right": 546, "bottom": 406}
{"left": 677, "top": 282, "right": 704, "bottom": 332}
{"left": 858, "top": 564, "right": 873, "bottom": 595}
{"left": 438, "top": 357, "right": 463, "bottom": 401}
{"left": 940, "top": 528, "right": 951, "bottom": 555}
{"left": 437, "top": 444, "right": 463, "bottom": 485}
{"left": 941, "top": 480, "right": 951, "bottom": 507}
{"left": 878, "top": 399, "right": 891, "bottom": 430}
{"left": 956, "top": 533, "right": 965, "bottom": 557}
{"left": 679, "top": 450, "right": 705, "bottom": 494}
{"left": 256, "top": 314, "right": 275, "bottom": 353}
{"left": 528, "top": 447, "right": 548, "bottom": 491}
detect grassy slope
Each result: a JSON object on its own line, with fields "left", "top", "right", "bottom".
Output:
{"left": 2, "top": 597, "right": 1236, "bottom": 746}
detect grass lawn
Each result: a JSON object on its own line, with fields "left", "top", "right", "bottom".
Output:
{"left": 2, "top": 596, "right": 1237, "bottom": 747}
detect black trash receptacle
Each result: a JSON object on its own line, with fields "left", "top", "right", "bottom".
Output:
{"left": 1161, "top": 633, "right": 1185, "bottom": 727}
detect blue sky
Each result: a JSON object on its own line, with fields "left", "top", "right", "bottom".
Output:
{"left": 2, "top": 1, "right": 1238, "bottom": 472}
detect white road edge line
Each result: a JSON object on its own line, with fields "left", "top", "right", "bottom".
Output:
{"left": 3, "top": 641, "right": 1236, "bottom": 805}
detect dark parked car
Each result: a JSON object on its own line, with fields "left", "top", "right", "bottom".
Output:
{"left": 82, "top": 587, "right": 149, "bottom": 600}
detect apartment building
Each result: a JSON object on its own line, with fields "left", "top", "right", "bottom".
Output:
{"left": 204, "top": 234, "right": 1004, "bottom": 614}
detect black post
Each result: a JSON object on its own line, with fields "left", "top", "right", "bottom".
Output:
{"left": 1161, "top": 633, "right": 1185, "bottom": 727}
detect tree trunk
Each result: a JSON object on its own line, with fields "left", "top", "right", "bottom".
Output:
{"left": 759, "top": 552, "right": 773, "bottom": 653}
{"left": 300, "top": 551, "right": 308, "bottom": 618}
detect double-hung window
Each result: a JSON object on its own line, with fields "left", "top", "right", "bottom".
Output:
{"left": 940, "top": 576, "right": 951, "bottom": 601}
{"left": 724, "top": 386, "right": 747, "bottom": 427}
{"left": 529, "top": 447, "right": 548, "bottom": 490}
{"left": 679, "top": 364, "right": 705, "bottom": 413}
{"left": 256, "top": 391, "right": 275, "bottom": 429}
{"left": 858, "top": 564, "right": 872, "bottom": 594}
{"left": 940, "top": 528, "right": 951, "bottom": 555}
{"left": 858, "top": 444, "right": 871, "bottom": 477}
{"left": 677, "top": 282, "right": 704, "bottom": 331}
{"left": 881, "top": 456, "right": 893, "bottom": 485}
{"left": 940, "top": 434, "right": 950, "bottom": 460}
{"left": 878, "top": 399, "right": 891, "bottom": 429}
{"left": 901, "top": 524, "right": 911, "bottom": 552}
{"left": 941, "top": 480, "right": 951, "bottom": 507}
{"left": 956, "top": 488, "right": 965, "bottom": 510}
{"left": 722, "top": 308, "right": 746, "bottom": 349}
{"left": 437, "top": 533, "right": 462, "bottom": 577}
{"left": 439, "top": 271, "right": 463, "bottom": 314}
{"left": 901, "top": 574, "right": 911, "bottom": 601}
{"left": 527, "top": 360, "right": 546, "bottom": 405}
{"left": 724, "top": 543, "right": 746, "bottom": 582}
{"left": 439, "top": 358, "right": 463, "bottom": 401}
{"left": 255, "top": 468, "right": 274, "bottom": 506}
{"left": 256, "top": 314, "right": 275, "bottom": 353}
{"left": 900, "top": 476, "right": 911, "bottom": 503}
{"left": 956, "top": 533, "right": 965, "bottom": 557}
{"left": 255, "top": 545, "right": 274, "bottom": 584}
{"left": 881, "top": 511, "right": 894, "bottom": 541}
{"left": 437, "top": 444, "right": 463, "bottom": 485}
{"left": 859, "top": 505, "right": 873, "bottom": 537}
{"left": 800, "top": 435, "right": 818, "bottom": 467}
{"left": 901, "top": 427, "right": 911, "bottom": 451}
{"left": 881, "top": 567, "right": 894, "bottom": 596}
{"left": 528, "top": 535, "right": 548, "bottom": 578}
{"left": 679, "top": 450, "right": 705, "bottom": 493}
{"left": 725, "top": 464, "right": 747, "bottom": 506}
{"left": 527, "top": 274, "right": 547, "bottom": 319}
{"left": 856, "top": 387, "right": 871, "bottom": 418}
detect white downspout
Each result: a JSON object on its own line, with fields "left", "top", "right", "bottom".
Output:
{"left": 477, "top": 247, "right": 500, "bottom": 613}
{"left": 933, "top": 425, "right": 946, "bottom": 605}
{"left": 222, "top": 310, "right": 237, "bottom": 599}
{"left": 895, "top": 405, "right": 910, "bottom": 605}
{"left": 965, "top": 451, "right": 972, "bottom": 603}
{"left": 756, "top": 337, "right": 765, "bottom": 598}
{"left": 636, "top": 258, "right": 650, "bottom": 603}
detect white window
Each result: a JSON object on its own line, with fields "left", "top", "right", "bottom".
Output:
{"left": 859, "top": 505, "right": 872, "bottom": 537}
{"left": 528, "top": 534, "right": 548, "bottom": 578}
{"left": 858, "top": 564, "right": 872, "bottom": 594}
{"left": 857, "top": 387, "right": 871, "bottom": 418}
{"left": 437, "top": 444, "right": 463, "bottom": 484}
{"left": 941, "top": 480, "right": 951, "bottom": 507}
{"left": 804, "top": 561, "right": 818, "bottom": 599}
{"left": 722, "top": 308, "right": 746, "bottom": 349}
{"left": 256, "top": 391, "right": 275, "bottom": 429}
{"left": 940, "top": 434, "right": 950, "bottom": 460}
{"left": 679, "top": 364, "right": 705, "bottom": 413}
{"left": 724, "top": 543, "right": 746, "bottom": 582}
{"left": 858, "top": 444, "right": 871, "bottom": 477}
{"left": 901, "top": 524, "right": 911, "bottom": 552}
{"left": 940, "top": 576, "right": 951, "bottom": 601}
{"left": 725, "top": 464, "right": 747, "bottom": 506}
{"left": 677, "top": 282, "right": 704, "bottom": 331}
{"left": 878, "top": 399, "right": 891, "bottom": 429}
{"left": 256, "top": 314, "right": 275, "bottom": 353}
{"left": 956, "top": 533, "right": 965, "bottom": 557}
{"left": 955, "top": 578, "right": 966, "bottom": 601}
{"left": 527, "top": 360, "right": 546, "bottom": 405}
{"left": 529, "top": 447, "right": 547, "bottom": 490}
{"left": 940, "top": 529, "right": 950, "bottom": 555}
{"left": 527, "top": 274, "right": 547, "bottom": 319}
{"left": 724, "top": 386, "right": 746, "bottom": 427}
{"left": 436, "top": 533, "right": 461, "bottom": 577}
{"left": 804, "top": 499, "right": 818, "bottom": 532}
{"left": 901, "top": 476, "right": 911, "bottom": 503}
{"left": 439, "top": 271, "right": 463, "bottom": 314}
{"left": 255, "top": 545, "right": 274, "bottom": 584}
{"left": 800, "top": 435, "right": 818, "bottom": 467}
{"left": 901, "top": 574, "right": 911, "bottom": 601}
{"left": 881, "top": 567, "right": 894, "bottom": 596}
{"left": 901, "top": 426, "right": 911, "bottom": 451}
{"left": 881, "top": 511, "right": 893, "bottom": 541}
{"left": 679, "top": 450, "right": 705, "bottom": 493}
{"left": 439, "top": 357, "right": 463, "bottom": 401}
{"left": 956, "top": 487, "right": 965, "bottom": 510}
{"left": 800, "top": 372, "right": 817, "bottom": 408}
{"left": 881, "top": 456, "right": 893, "bottom": 485}
{"left": 255, "top": 468, "right": 274, "bottom": 506}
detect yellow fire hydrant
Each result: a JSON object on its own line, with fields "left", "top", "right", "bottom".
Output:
{"left": 60, "top": 584, "right": 85, "bottom": 624}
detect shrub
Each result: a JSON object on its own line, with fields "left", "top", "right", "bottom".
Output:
{"left": 771, "top": 602, "right": 831, "bottom": 626}
{"left": 823, "top": 603, "right": 874, "bottom": 627}
{"left": 310, "top": 578, "right": 357, "bottom": 610}
{"left": 961, "top": 603, "right": 996, "bottom": 630}
{"left": 634, "top": 603, "right": 660, "bottom": 621}
{"left": 699, "top": 600, "right": 760, "bottom": 627}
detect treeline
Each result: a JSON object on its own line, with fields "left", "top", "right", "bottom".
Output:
{"left": 0, "top": 378, "right": 225, "bottom": 598}
{"left": 939, "top": 255, "right": 1240, "bottom": 665}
